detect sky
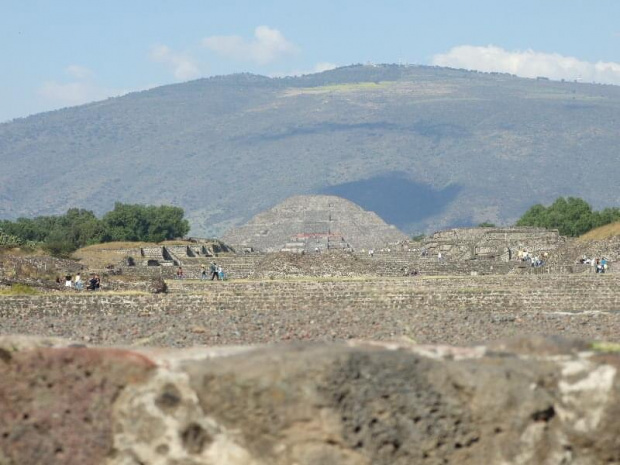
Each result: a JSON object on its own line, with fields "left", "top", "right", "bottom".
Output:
{"left": 2, "top": 0, "right": 620, "bottom": 123}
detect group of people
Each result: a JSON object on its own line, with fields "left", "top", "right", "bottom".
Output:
{"left": 517, "top": 250, "right": 546, "bottom": 268}
{"left": 175, "top": 263, "right": 225, "bottom": 280}
{"left": 579, "top": 256, "right": 609, "bottom": 273}
{"left": 57, "top": 273, "right": 100, "bottom": 291}
{"left": 201, "top": 262, "right": 224, "bottom": 280}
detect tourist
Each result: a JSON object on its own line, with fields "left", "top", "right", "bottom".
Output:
{"left": 74, "top": 273, "right": 83, "bottom": 291}
{"left": 210, "top": 262, "right": 219, "bottom": 280}
{"left": 87, "top": 274, "right": 100, "bottom": 291}
{"left": 200, "top": 265, "right": 207, "bottom": 280}
{"left": 217, "top": 264, "right": 224, "bottom": 280}
{"left": 65, "top": 275, "right": 72, "bottom": 288}
{"left": 176, "top": 266, "right": 184, "bottom": 279}
{"left": 369, "top": 249, "right": 374, "bottom": 258}
{"left": 438, "top": 252, "right": 442, "bottom": 261}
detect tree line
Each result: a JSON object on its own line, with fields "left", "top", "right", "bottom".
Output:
{"left": 2, "top": 197, "right": 618, "bottom": 257}
{"left": 516, "top": 197, "right": 620, "bottom": 237}
{"left": 0, "top": 203, "right": 190, "bottom": 256}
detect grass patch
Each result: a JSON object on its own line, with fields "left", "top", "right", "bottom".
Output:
{"left": 0, "top": 284, "right": 39, "bottom": 295}
{"left": 0, "top": 247, "right": 46, "bottom": 258}
{"left": 591, "top": 341, "right": 620, "bottom": 353}
{"left": 579, "top": 222, "right": 620, "bottom": 241}
{"left": 288, "top": 81, "right": 396, "bottom": 95}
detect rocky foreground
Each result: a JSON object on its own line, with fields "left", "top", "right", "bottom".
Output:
{"left": 1, "top": 335, "right": 620, "bottom": 465}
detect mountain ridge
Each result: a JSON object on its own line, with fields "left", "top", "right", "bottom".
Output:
{"left": 2, "top": 64, "right": 619, "bottom": 236}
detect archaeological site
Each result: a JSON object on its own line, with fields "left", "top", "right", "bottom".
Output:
{"left": 1, "top": 195, "right": 620, "bottom": 465}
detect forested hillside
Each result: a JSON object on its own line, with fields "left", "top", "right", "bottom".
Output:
{"left": 1, "top": 64, "right": 619, "bottom": 236}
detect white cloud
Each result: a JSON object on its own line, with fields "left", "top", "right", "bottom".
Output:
{"left": 202, "top": 26, "right": 300, "bottom": 65}
{"left": 149, "top": 45, "right": 201, "bottom": 81}
{"left": 38, "top": 65, "right": 127, "bottom": 107}
{"left": 432, "top": 45, "right": 620, "bottom": 85}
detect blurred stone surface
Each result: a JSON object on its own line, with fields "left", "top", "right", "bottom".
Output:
{"left": 1, "top": 335, "right": 619, "bottom": 464}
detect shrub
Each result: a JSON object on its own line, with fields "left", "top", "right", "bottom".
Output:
{"left": 0, "top": 284, "right": 39, "bottom": 295}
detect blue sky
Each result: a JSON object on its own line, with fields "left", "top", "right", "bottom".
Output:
{"left": 2, "top": 0, "right": 620, "bottom": 122}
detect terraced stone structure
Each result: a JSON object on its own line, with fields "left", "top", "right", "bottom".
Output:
{"left": 222, "top": 195, "right": 408, "bottom": 252}
{"left": 423, "top": 227, "right": 564, "bottom": 261}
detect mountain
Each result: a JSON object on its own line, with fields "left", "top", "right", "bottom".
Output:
{"left": 1, "top": 64, "right": 619, "bottom": 237}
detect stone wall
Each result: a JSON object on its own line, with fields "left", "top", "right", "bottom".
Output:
{"left": 423, "top": 227, "right": 564, "bottom": 260}
{"left": 549, "top": 236, "right": 620, "bottom": 265}
{"left": 115, "top": 251, "right": 525, "bottom": 280}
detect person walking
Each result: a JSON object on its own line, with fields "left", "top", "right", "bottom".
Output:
{"left": 200, "top": 265, "right": 207, "bottom": 280}
{"left": 210, "top": 262, "right": 219, "bottom": 280}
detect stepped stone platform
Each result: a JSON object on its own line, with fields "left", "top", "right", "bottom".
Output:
{"left": 2, "top": 275, "right": 620, "bottom": 347}
{"left": 104, "top": 226, "right": 601, "bottom": 282}
{"left": 222, "top": 195, "right": 408, "bottom": 252}
{"left": 1, "top": 335, "right": 620, "bottom": 465}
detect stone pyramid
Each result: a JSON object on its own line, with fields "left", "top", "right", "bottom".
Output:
{"left": 222, "top": 195, "right": 408, "bottom": 252}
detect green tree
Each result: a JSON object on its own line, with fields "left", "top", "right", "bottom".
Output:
{"left": 516, "top": 197, "right": 618, "bottom": 237}
{"left": 102, "top": 203, "right": 149, "bottom": 242}
{"left": 145, "top": 205, "right": 190, "bottom": 242}
{"left": 102, "top": 203, "right": 189, "bottom": 242}
{"left": 1, "top": 203, "right": 190, "bottom": 255}
{"left": 42, "top": 228, "right": 76, "bottom": 257}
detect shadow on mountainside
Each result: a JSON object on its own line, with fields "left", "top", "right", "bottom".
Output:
{"left": 319, "top": 172, "right": 462, "bottom": 230}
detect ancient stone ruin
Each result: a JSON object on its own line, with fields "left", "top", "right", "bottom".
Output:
{"left": 422, "top": 227, "right": 564, "bottom": 261}
{"left": 222, "top": 195, "right": 408, "bottom": 252}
